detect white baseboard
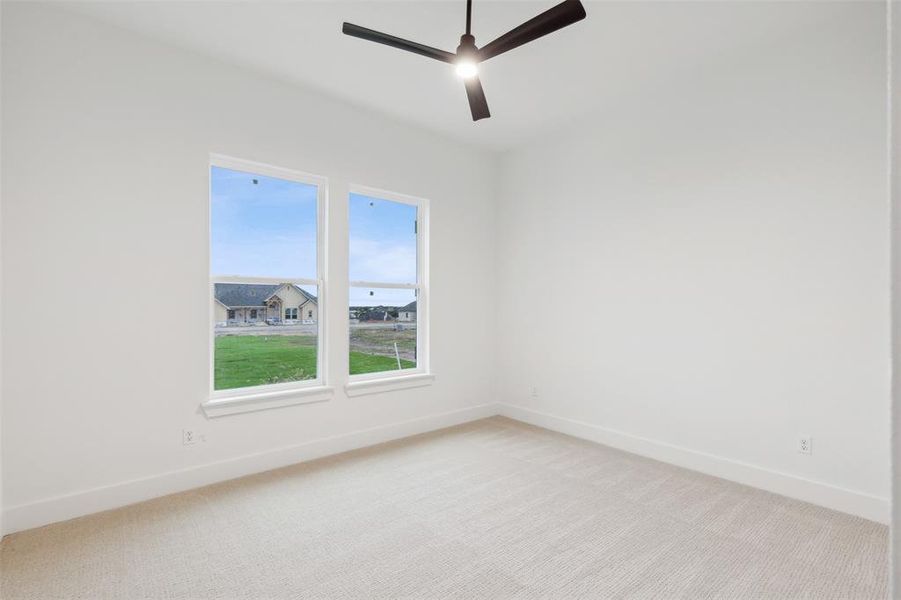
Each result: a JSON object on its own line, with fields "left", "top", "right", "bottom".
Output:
{"left": 1, "top": 403, "right": 498, "bottom": 536}
{"left": 4, "top": 401, "right": 888, "bottom": 536}
{"left": 498, "top": 403, "right": 889, "bottom": 524}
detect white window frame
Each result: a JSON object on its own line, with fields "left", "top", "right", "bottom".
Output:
{"left": 346, "top": 184, "right": 432, "bottom": 396}
{"left": 203, "top": 154, "right": 332, "bottom": 417}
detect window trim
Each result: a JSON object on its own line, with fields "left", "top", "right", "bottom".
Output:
{"left": 205, "top": 154, "right": 331, "bottom": 417}
{"left": 345, "top": 373, "right": 435, "bottom": 397}
{"left": 347, "top": 184, "right": 430, "bottom": 389}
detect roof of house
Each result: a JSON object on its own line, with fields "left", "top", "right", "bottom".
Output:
{"left": 401, "top": 301, "right": 416, "bottom": 312}
{"left": 214, "top": 283, "right": 317, "bottom": 308}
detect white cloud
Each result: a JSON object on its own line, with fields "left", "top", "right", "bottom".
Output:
{"left": 349, "top": 238, "right": 417, "bottom": 283}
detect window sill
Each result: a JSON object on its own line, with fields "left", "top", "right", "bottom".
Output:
{"left": 202, "top": 385, "right": 334, "bottom": 418}
{"left": 345, "top": 373, "right": 435, "bottom": 397}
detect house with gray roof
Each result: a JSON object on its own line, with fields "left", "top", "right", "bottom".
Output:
{"left": 398, "top": 301, "right": 416, "bottom": 322}
{"left": 214, "top": 283, "right": 317, "bottom": 326}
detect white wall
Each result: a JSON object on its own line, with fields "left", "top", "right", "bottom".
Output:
{"left": 891, "top": 0, "right": 900, "bottom": 592}
{"left": 496, "top": 2, "right": 890, "bottom": 522}
{"left": 0, "top": 0, "right": 4, "bottom": 538}
{"left": 0, "top": 3, "right": 497, "bottom": 533}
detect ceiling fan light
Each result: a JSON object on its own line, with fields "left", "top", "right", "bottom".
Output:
{"left": 342, "top": 0, "right": 588, "bottom": 120}
{"left": 455, "top": 60, "right": 479, "bottom": 79}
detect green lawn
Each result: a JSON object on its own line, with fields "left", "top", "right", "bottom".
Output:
{"left": 348, "top": 351, "right": 416, "bottom": 376}
{"left": 215, "top": 334, "right": 415, "bottom": 390}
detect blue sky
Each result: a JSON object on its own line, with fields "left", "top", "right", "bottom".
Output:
{"left": 211, "top": 166, "right": 318, "bottom": 279}
{"left": 211, "top": 167, "right": 418, "bottom": 308}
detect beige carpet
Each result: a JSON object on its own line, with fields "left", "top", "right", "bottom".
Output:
{"left": 0, "top": 417, "right": 888, "bottom": 599}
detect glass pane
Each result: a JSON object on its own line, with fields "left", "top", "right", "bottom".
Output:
{"left": 211, "top": 166, "right": 317, "bottom": 279}
{"left": 349, "top": 193, "right": 417, "bottom": 284}
{"left": 349, "top": 287, "right": 417, "bottom": 375}
{"left": 214, "top": 283, "right": 318, "bottom": 390}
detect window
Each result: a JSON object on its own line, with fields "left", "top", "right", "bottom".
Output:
{"left": 209, "top": 156, "right": 325, "bottom": 398}
{"left": 308, "top": 309, "right": 313, "bottom": 318}
{"left": 348, "top": 187, "right": 428, "bottom": 380}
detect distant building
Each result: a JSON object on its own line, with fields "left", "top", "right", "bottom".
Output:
{"left": 398, "top": 301, "right": 416, "bottom": 322}
{"left": 349, "top": 305, "right": 399, "bottom": 323}
{"left": 214, "top": 283, "right": 317, "bottom": 326}
{"left": 363, "top": 310, "right": 393, "bottom": 322}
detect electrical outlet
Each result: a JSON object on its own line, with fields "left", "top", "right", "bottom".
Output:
{"left": 183, "top": 428, "right": 197, "bottom": 446}
{"left": 797, "top": 435, "right": 812, "bottom": 455}
{"left": 530, "top": 386, "right": 539, "bottom": 398}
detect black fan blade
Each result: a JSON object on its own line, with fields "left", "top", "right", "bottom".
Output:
{"left": 479, "top": 0, "right": 586, "bottom": 61}
{"left": 342, "top": 23, "right": 456, "bottom": 64}
{"left": 464, "top": 76, "right": 490, "bottom": 121}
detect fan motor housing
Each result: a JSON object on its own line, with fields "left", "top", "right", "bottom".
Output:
{"left": 456, "top": 34, "right": 479, "bottom": 62}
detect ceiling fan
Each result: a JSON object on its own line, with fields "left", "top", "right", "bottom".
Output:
{"left": 342, "top": 0, "right": 587, "bottom": 121}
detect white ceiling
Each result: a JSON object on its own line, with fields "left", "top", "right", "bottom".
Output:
{"left": 62, "top": 0, "right": 832, "bottom": 151}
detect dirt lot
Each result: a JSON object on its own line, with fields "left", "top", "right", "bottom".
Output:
{"left": 215, "top": 323, "right": 317, "bottom": 336}
{"left": 350, "top": 322, "right": 417, "bottom": 361}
